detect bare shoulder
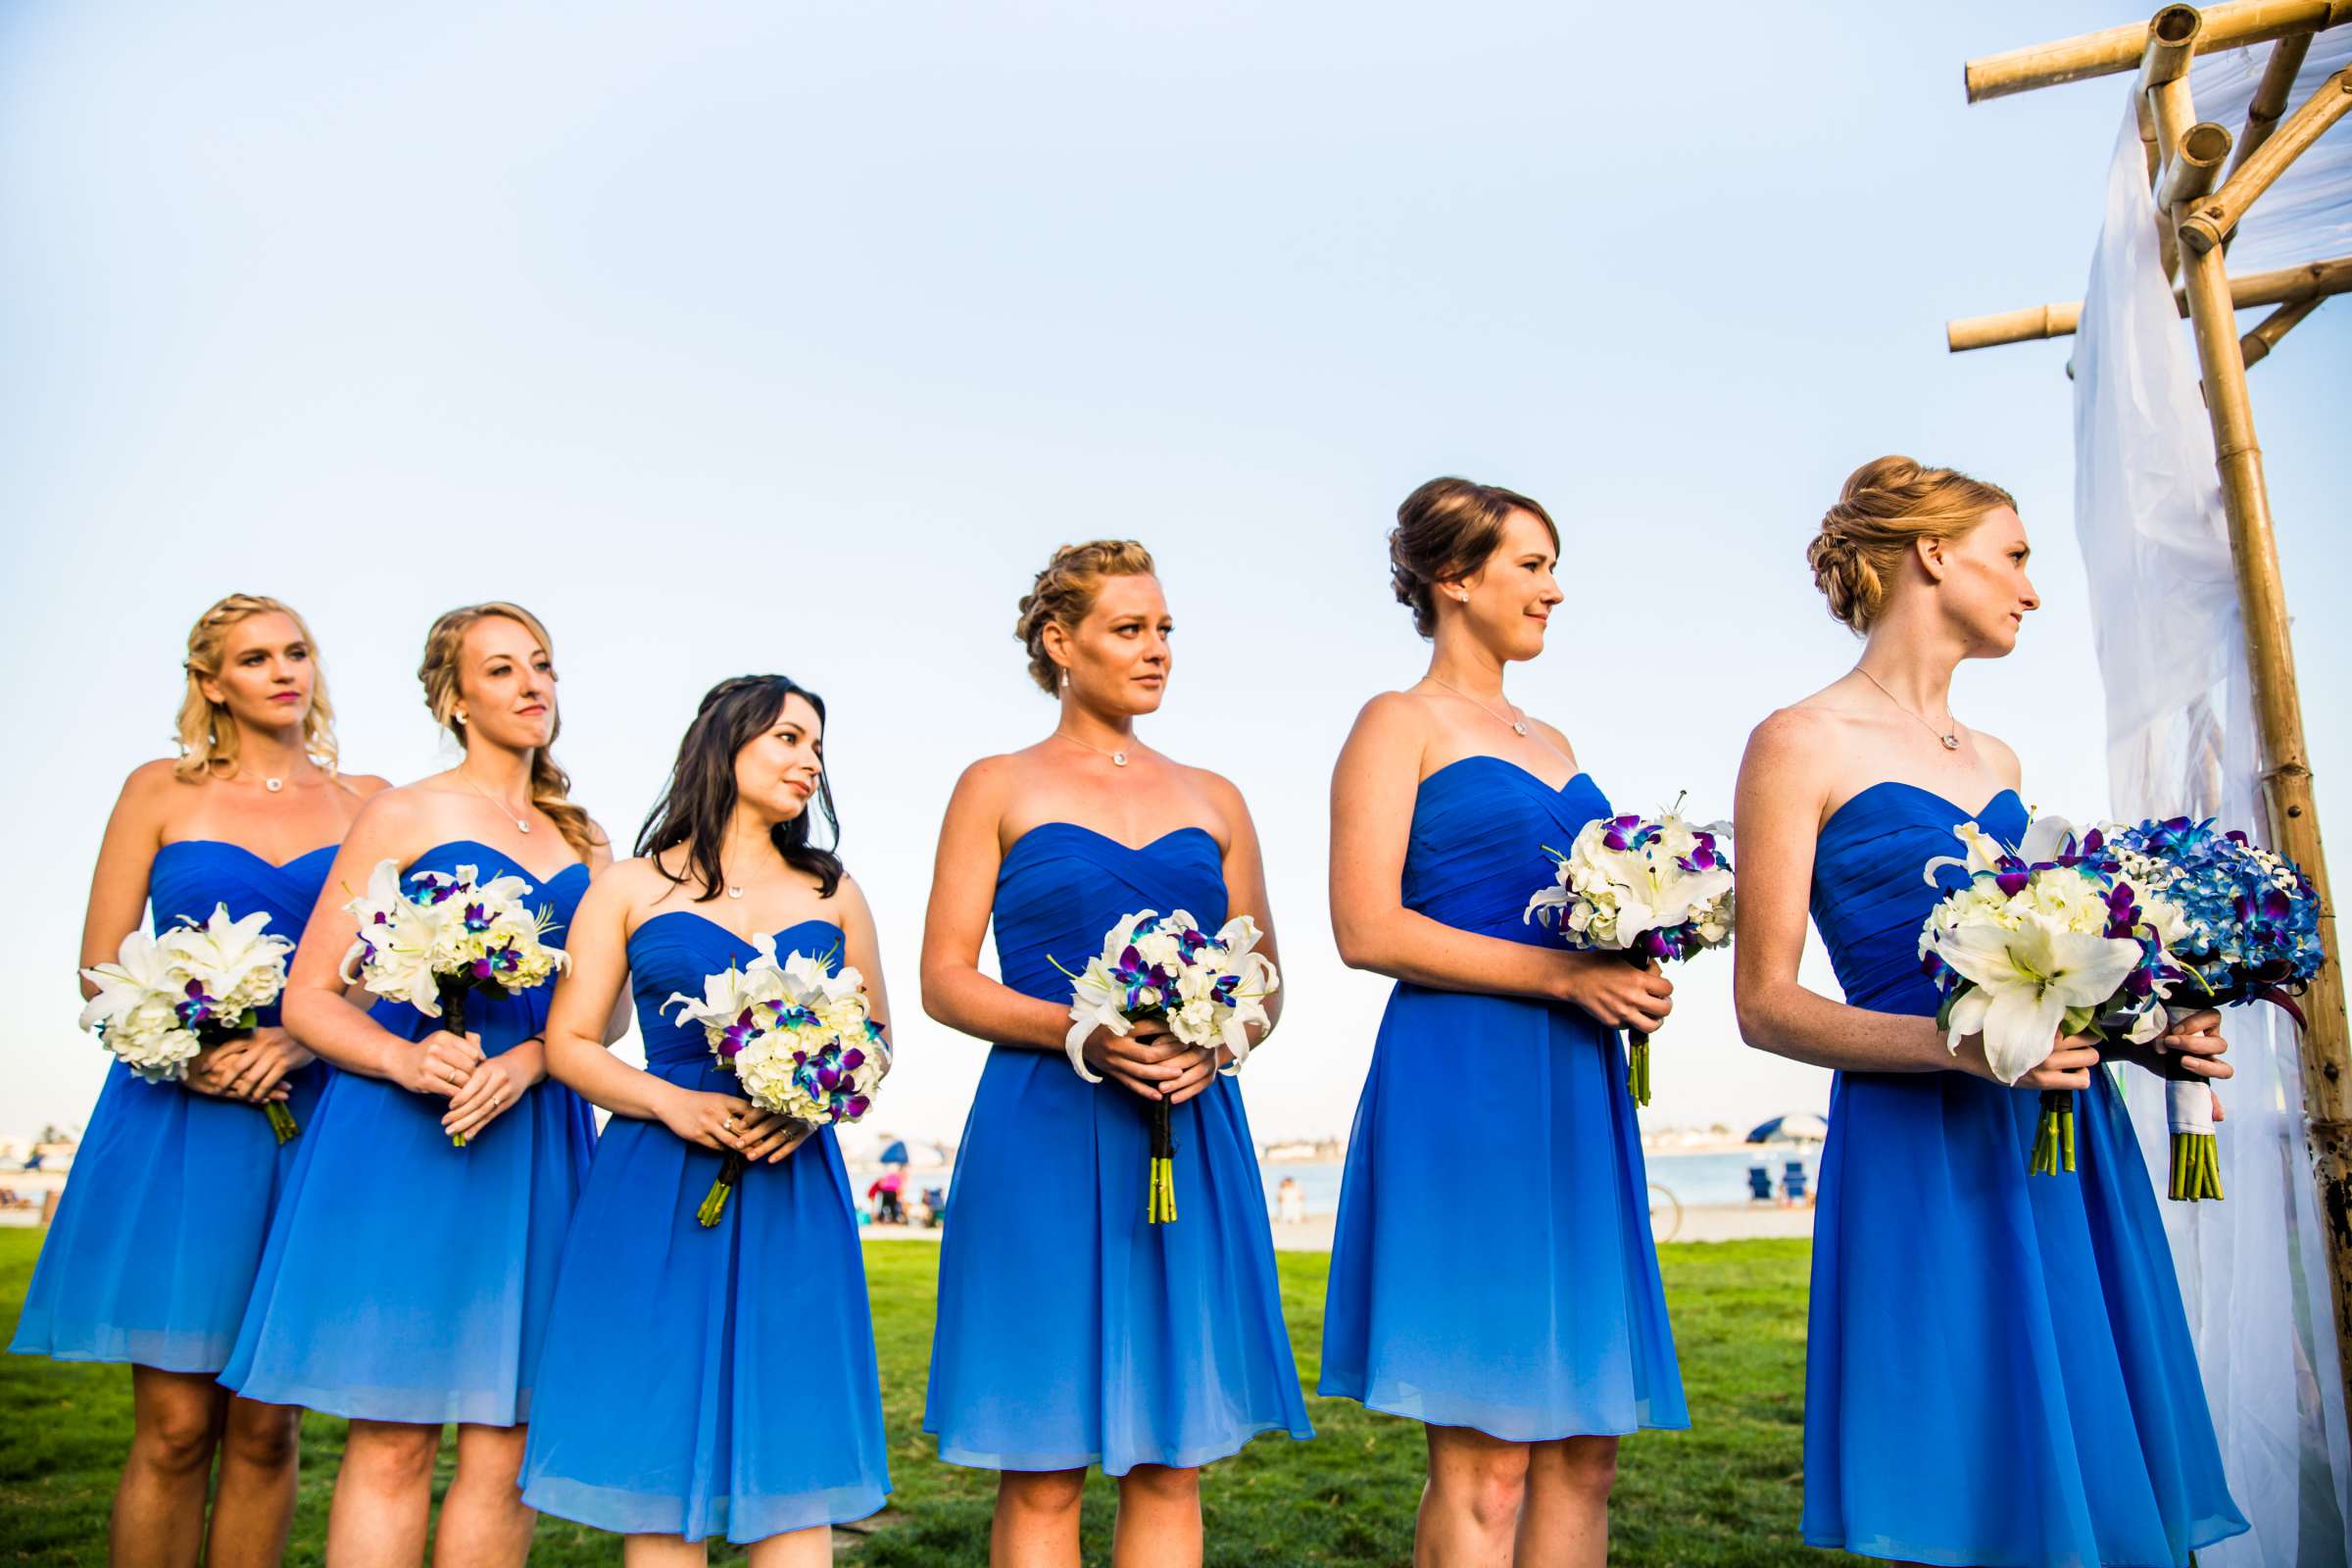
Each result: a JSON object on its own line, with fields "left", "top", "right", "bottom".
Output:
{"left": 1743, "top": 699, "right": 1852, "bottom": 761}
{"left": 337, "top": 772, "right": 396, "bottom": 801}
{"left": 945, "top": 751, "right": 1031, "bottom": 814}
{"left": 1350, "top": 688, "right": 1435, "bottom": 740}
{"left": 118, "top": 757, "right": 189, "bottom": 805}
{"left": 1524, "top": 714, "right": 1577, "bottom": 758}
{"left": 1970, "top": 728, "right": 2024, "bottom": 787}
{"left": 1175, "top": 760, "right": 1249, "bottom": 812}
{"left": 345, "top": 779, "right": 437, "bottom": 836}
{"left": 828, "top": 870, "right": 876, "bottom": 920}
{"left": 582, "top": 815, "right": 616, "bottom": 863}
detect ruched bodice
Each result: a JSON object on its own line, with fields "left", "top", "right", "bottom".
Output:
{"left": 149, "top": 840, "right": 337, "bottom": 1026}
{"left": 1809, "top": 783, "right": 2026, "bottom": 1016}
{"left": 1403, "top": 759, "right": 1612, "bottom": 946}
{"left": 1797, "top": 780, "right": 2243, "bottom": 1564}
{"left": 992, "top": 824, "right": 1228, "bottom": 1004}
{"left": 628, "top": 911, "right": 844, "bottom": 1077}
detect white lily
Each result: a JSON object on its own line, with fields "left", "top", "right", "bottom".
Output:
{"left": 1936, "top": 911, "right": 2144, "bottom": 1083}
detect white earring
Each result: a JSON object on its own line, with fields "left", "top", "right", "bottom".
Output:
{"left": 454, "top": 709, "right": 468, "bottom": 726}
{"left": 1060, "top": 669, "right": 1069, "bottom": 689}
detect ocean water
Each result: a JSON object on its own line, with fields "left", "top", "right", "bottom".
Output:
{"left": 1259, "top": 1148, "right": 1821, "bottom": 1217}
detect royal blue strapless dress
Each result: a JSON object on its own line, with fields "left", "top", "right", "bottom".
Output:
{"left": 1806, "top": 783, "right": 2245, "bottom": 1565}
{"left": 519, "top": 911, "right": 890, "bottom": 1542}
{"left": 1319, "top": 758, "right": 1686, "bottom": 1440}
{"left": 220, "top": 841, "right": 596, "bottom": 1425}
{"left": 923, "top": 823, "right": 1313, "bottom": 1474}
{"left": 11, "top": 841, "right": 334, "bottom": 1374}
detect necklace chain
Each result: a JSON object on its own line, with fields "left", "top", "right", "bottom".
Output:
{"left": 1855, "top": 666, "right": 1962, "bottom": 751}
{"left": 1425, "top": 676, "right": 1579, "bottom": 769}
{"left": 458, "top": 765, "right": 534, "bottom": 834}
{"left": 1054, "top": 728, "right": 1134, "bottom": 767}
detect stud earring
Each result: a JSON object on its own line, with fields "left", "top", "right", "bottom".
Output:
{"left": 454, "top": 709, "right": 468, "bottom": 726}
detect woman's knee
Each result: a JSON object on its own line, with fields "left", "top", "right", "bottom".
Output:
{"left": 1118, "top": 1464, "right": 1200, "bottom": 1506}
{"left": 133, "top": 1397, "right": 223, "bottom": 1478}
{"left": 1430, "top": 1437, "right": 1531, "bottom": 1528}
{"left": 999, "top": 1467, "right": 1088, "bottom": 1517}
{"left": 1536, "top": 1436, "right": 1619, "bottom": 1499}
{"left": 340, "top": 1421, "right": 441, "bottom": 1488}
{"left": 220, "top": 1398, "right": 302, "bottom": 1471}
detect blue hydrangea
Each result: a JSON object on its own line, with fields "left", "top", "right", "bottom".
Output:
{"left": 2108, "top": 816, "right": 2325, "bottom": 1004}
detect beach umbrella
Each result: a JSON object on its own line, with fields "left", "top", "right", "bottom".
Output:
{"left": 880, "top": 1140, "right": 909, "bottom": 1166}
{"left": 1745, "top": 1113, "right": 1829, "bottom": 1145}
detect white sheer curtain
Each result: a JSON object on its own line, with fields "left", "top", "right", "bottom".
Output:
{"left": 2071, "top": 35, "right": 2352, "bottom": 1564}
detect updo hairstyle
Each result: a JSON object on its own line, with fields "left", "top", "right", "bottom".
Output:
{"left": 1808, "top": 456, "right": 2017, "bottom": 632}
{"left": 1388, "top": 477, "right": 1559, "bottom": 639}
{"left": 1013, "top": 540, "right": 1157, "bottom": 696}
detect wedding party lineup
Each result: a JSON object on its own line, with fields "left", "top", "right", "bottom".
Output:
{"left": 7, "top": 1, "right": 2349, "bottom": 1565}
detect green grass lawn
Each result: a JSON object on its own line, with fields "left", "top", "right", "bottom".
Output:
{"left": 1, "top": 1229, "right": 1819, "bottom": 1565}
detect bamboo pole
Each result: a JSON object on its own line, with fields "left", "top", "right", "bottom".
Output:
{"left": 2180, "top": 67, "right": 2352, "bottom": 253}
{"left": 1945, "top": 250, "right": 2352, "bottom": 349}
{"left": 2159, "top": 121, "right": 2235, "bottom": 208}
{"left": 2230, "top": 31, "right": 2318, "bottom": 178}
{"left": 2140, "top": 5, "right": 2206, "bottom": 277}
{"left": 2176, "top": 231, "right": 2352, "bottom": 1396}
{"left": 1965, "top": 0, "right": 2351, "bottom": 102}
{"left": 2237, "top": 294, "right": 2324, "bottom": 364}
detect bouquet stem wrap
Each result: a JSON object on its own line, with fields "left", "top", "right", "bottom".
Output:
{"left": 1148, "top": 1097, "right": 1177, "bottom": 1225}
{"left": 438, "top": 980, "right": 472, "bottom": 1149}
{"left": 2166, "top": 1078, "right": 2222, "bottom": 1201}
{"left": 700, "top": 1151, "right": 746, "bottom": 1228}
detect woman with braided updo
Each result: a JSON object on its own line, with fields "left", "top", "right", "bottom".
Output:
{"left": 1733, "top": 457, "right": 2244, "bottom": 1564}
{"left": 919, "top": 541, "right": 1311, "bottom": 1567}
{"left": 12, "top": 594, "right": 386, "bottom": 1568}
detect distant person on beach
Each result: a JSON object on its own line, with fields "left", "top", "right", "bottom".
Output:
{"left": 1275, "top": 1177, "right": 1305, "bottom": 1224}
{"left": 868, "top": 1169, "right": 907, "bottom": 1225}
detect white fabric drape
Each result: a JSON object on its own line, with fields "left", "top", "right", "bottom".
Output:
{"left": 2071, "top": 34, "right": 2352, "bottom": 1565}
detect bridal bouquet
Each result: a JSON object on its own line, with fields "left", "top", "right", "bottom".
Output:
{"left": 2101, "top": 816, "right": 2326, "bottom": 1200}
{"left": 80, "top": 905, "right": 301, "bottom": 1142}
{"left": 340, "top": 859, "right": 569, "bottom": 1146}
{"left": 1524, "top": 800, "right": 1735, "bottom": 1107}
{"left": 663, "top": 937, "right": 889, "bottom": 1227}
{"left": 1056, "top": 908, "right": 1279, "bottom": 1224}
{"left": 1917, "top": 816, "right": 2187, "bottom": 1175}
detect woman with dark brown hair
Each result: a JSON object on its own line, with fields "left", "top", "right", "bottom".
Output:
{"left": 1320, "top": 479, "right": 1685, "bottom": 1566}
{"left": 13, "top": 593, "right": 385, "bottom": 1568}
{"left": 220, "top": 602, "right": 612, "bottom": 1568}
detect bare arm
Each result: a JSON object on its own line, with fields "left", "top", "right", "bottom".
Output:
{"left": 917, "top": 758, "right": 1082, "bottom": 1054}
{"left": 1326, "top": 695, "right": 1669, "bottom": 1031}
{"left": 1213, "top": 775, "right": 1283, "bottom": 1039}
{"left": 78, "top": 762, "right": 174, "bottom": 995}
{"left": 1730, "top": 710, "right": 2093, "bottom": 1088}
{"left": 279, "top": 792, "right": 477, "bottom": 1094}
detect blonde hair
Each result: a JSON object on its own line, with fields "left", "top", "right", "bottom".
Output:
{"left": 174, "top": 594, "right": 340, "bottom": 782}
{"left": 1013, "top": 540, "right": 1158, "bottom": 696}
{"left": 418, "top": 602, "right": 597, "bottom": 858}
{"left": 1808, "top": 456, "right": 2018, "bottom": 632}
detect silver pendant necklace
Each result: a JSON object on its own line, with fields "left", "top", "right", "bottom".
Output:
{"left": 458, "top": 766, "right": 534, "bottom": 833}
{"left": 1856, "top": 666, "right": 1962, "bottom": 751}
{"left": 1055, "top": 728, "right": 1133, "bottom": 767}
{"left": 264, "top": 777, "right": 283, "bottom": 793}
{"left": 1428, "top": 674, "right": 1529, "bottom": 737}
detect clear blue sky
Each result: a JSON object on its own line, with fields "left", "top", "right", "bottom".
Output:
{"left": 4, "top": 1, "right": 2345, "bottom": 1147}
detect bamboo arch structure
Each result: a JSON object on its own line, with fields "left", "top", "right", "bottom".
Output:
{"left": 1948, "top": 0, "right": 2352, "bottom": 1422}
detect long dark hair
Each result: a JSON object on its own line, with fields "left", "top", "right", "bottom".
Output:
{"left": 636, "top": 674, "right": 843, "bottom": 901}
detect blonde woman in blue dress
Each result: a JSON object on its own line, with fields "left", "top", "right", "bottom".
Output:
{"left": 13, "top": 594, "right": 385, "bottom": 1568}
